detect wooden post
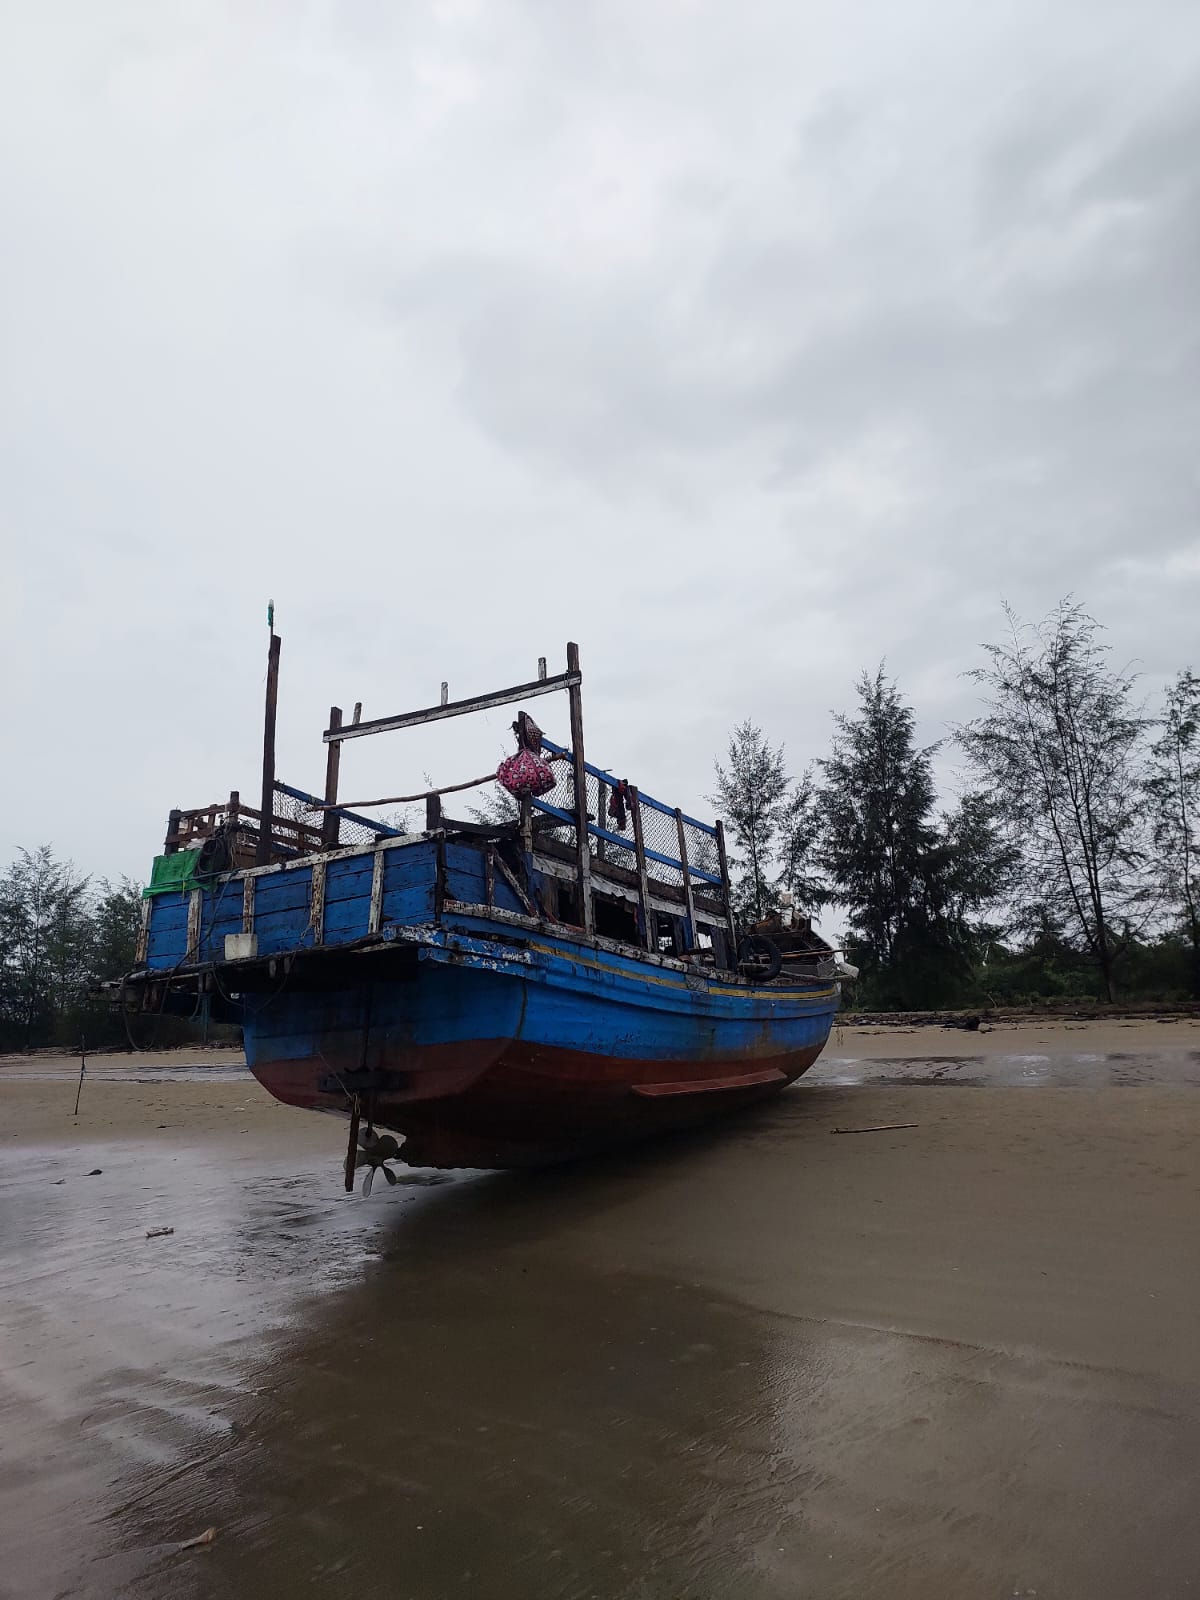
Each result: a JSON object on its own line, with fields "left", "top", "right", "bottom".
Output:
{"left": 426, "top": 792, "right": 442, "bottom": 829}
{"left": 520, "top": 795, "right": 534, "bottom": 870}
{"left": 629, "top": 785, "right": 654, "bottom": 951}
{"left": 257, "top": 632, "right": 282, "bottom": 866}
{"left": 566, "top": 642, "right": 594, "bottom": 936}
{"left": 322, "top": 706, "right": 342, "bottom": 848}
{"left": 344, "top": 1096, "right": 361, "bottom": 1193}
{"left": 164, "top": 809, "right": 182, "bottom": 855}
{"left": 227, "top": 791, "right": 241, "bottom": 869}
{"left": 73, "top": 1035, "right": 86, "bottom": 1118}
{"left": 310, "top": 858, "right": 326, "bottom": 946}
{"left": 675, "top": 808, "right": 697, "bottom": 953}
{"left": 368, "top": 847, "right": 385, "bottom": 934}
{"left": 186, "top": 889, "right": 202, "bottom": 963}
{"left": 715, "top": 819, "right": 739, "bottom": 971}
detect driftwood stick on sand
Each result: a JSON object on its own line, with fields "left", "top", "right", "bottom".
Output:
{"left": 831, "top": 1123, "right": 919, "bottom": 1135}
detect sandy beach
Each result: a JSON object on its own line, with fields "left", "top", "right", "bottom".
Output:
{"left": 2, "top": 1021, "right": 1199, "bottom": 1598}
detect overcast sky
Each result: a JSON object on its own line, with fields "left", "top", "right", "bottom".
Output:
{"left": 3, "top": 0, "right": 1199, "bottom": 884}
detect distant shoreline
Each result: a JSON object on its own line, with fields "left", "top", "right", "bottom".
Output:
{"left": 839, "top": 1000, "right": 1200, "bottom": 1028}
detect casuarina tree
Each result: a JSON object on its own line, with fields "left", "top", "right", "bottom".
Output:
{"left": 959, "top": 600, "right": 1152, "bottom": 1002}
{"left": 1145, "top": 668, "right": 1200, "bottom": 997}
{"left": 774, "top": 765, "right": 827, "bottom": 915}
{"left": 710, "top": 721, "right": 790, "bottom": 921}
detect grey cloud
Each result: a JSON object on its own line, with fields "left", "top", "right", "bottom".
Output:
{"left": 3, "top": 1, "right": 1199, "bottom": 884}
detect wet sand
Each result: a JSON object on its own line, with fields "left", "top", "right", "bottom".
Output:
{"left": 3, "top": 1028, "right": 1199, "bottom": 1599}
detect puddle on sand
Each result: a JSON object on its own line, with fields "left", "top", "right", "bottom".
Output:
{"left": 811, "top": 1048, "right": 1200, "bottom": 1087}
{"left": 0, "top": 1065, "right": 249, "bottom": 1085}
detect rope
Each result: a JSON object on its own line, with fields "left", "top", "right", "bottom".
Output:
{"left": 320, "top": 753, "right": 570, "bottom": 812}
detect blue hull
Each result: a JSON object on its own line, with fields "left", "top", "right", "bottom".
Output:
{"left": 243, "top": 912, "right": 837, "bottom": 1167}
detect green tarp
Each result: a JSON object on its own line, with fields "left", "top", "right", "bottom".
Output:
{"left": 143, "top": 849, "right": 205, "bottom": 898}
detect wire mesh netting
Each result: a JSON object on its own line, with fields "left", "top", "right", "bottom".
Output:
{"left": 534, "top": 745, "right": 725, "bottom": 903}
{"left": 272, "top": 783, "right": 396, "bottom": 851}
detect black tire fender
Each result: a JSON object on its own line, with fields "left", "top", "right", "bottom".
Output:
{"left": 737, "top": 935, "right": 782, "bottom": 981}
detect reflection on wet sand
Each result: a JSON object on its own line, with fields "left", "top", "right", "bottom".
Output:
{"left": 3, "top": 1053, "right": 1200, "bottom": 1599}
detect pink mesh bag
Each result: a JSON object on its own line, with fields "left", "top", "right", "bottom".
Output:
{"left": 496, "top": 748, "right": 556, "bottom": 799}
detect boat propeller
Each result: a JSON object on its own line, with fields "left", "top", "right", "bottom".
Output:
{"left": 354, "top": 1127, "right": 403, "bottom": 1196}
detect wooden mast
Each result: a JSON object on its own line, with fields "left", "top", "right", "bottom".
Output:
{"left": 321, "top": 706, "right": 343, "bottom": 848}
{"left": 257, "top": 623, "right": 281, "bottom": 867}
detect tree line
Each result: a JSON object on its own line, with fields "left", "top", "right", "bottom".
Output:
{"left": 712, "top": 600, "right": 1200, "bottom": 1008}
{"left": 0, "top": 849, "right": 148, "bottom": 1050}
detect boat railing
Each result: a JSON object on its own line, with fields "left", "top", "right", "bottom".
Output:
{"left": 161, "top": 782, "right": 402, "bottom": 868}
{"left": 528, "top": 735, "right": 737, "bottom": 961}
{"left": 535, "top": 739, "right": 724, "bottom": 890}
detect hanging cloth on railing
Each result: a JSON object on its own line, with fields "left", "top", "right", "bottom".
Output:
{"left": 609, "top": 778, "right": 631, "bottom": 832}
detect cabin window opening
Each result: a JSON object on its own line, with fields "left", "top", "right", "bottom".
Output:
{"left": 593, "top": 893, "right": 639, "bottom": 945}
{"left": 556, "top": 882, "right": 583, "bottom": 929}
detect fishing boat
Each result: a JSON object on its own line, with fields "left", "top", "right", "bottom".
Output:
{"left": 119, "top": 636, "right": 840, "bottom": 1180}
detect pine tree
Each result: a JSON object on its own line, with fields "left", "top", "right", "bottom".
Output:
{"left": 818, "top": 666, "right": 939, "bottom": 980}
{"left": 818, "top": 666, "right": 1008, "bottom": 1004}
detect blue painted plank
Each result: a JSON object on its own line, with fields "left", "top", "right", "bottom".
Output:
{"left": 382, "top": 849, "right": 436, "bottom": 927}
{"left": 381, "top": 884, "right": 437, "bottom": 926}
{"left": 325, "top": 857, "right": 377, "bottom": 903}
{"left": 382, "top": 845, "right": 437, "bottom": 888}
{"left": 254, "top": 908, "right": 315, "bottom": 954}
{"left": 323, "top": 896, "right": 371, "bottom": 941}
{"left": 255, "top": 871, "right": 313, "bottom": 916}
{"left": 445, "top": 842, "right": 486, "bottom": 904}
{"left": 198, "top": 895, "right": 245, "bottom": 961}
{"left": 149, "top": 894, "right": 190, "bottom": 920}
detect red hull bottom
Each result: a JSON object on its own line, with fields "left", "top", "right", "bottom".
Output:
{"left": 250, "top": 1039, "right": 827, "bottom": 1168}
